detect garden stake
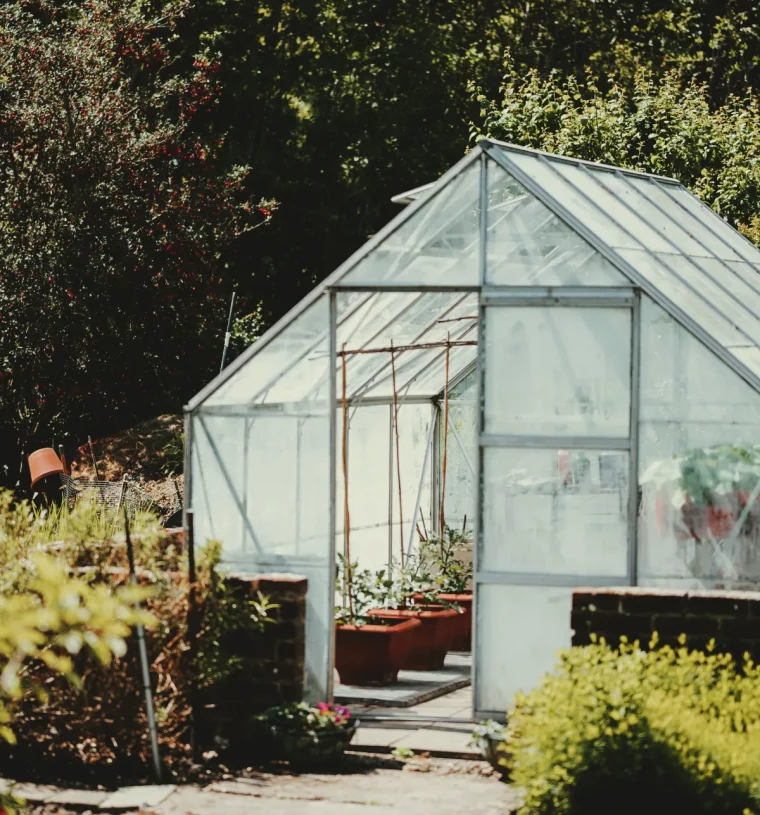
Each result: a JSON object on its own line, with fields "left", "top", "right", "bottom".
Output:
{"left": 219, "top": 290, "right": 237, "bottom": 374}
{"left": 87, "top": 435, "right": 101, "bottom": 481}
{"left": 341, "top": 344, "right": 354, "bottom": 621}
{"left": 439, "top": 335, "right": 451, "bottom": 536}
{"left": 124, "top": 504, "right": 162, "bottom": 783}
{"left": 390, "top": 340, "right": 404, "bottom": 569}
{"left": 185, "top": 509, "right": 200, "bottom": 759}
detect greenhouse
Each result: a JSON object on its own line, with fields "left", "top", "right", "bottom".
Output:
{"left": 185, "top": 138, "right": 760, "bottom": 720}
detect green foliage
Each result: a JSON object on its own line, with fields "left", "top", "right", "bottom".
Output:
{"left": 504, "top": 637, "right": 760, "bottom": 815}
{"left": 419, "top": 525, "right": 473, "bottom": 595}
{"left": 160, "top": 431, "right": 185, "bottom": 478}
{"left": 476, "top": 62, "right": 760, "bottom": 243}
{"left": 0, "top": 0, "right": 272, "bottom": 474}
{"left": 193, "top": 540, "right": 279, "bottom": 691}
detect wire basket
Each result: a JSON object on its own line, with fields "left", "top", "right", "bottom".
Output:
{"left": 60, "top": 474, "right": 157, "bottom": 518}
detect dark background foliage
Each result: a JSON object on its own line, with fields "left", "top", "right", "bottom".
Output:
{"left": 4, "top": 0, "right": 760, "bottom": 487}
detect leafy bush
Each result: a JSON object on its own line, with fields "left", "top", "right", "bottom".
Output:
{"left": 419, "top": 525, "right": 473, "bottom": 594}
{"left": 505, "top": 637, "right": 760, "bottom": 815}
{"left": 0, "top": 490, "right": 276, "bottom": 782}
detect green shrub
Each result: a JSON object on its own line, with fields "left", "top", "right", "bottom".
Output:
{"left": 505, "top": 637, "right": 760, "bottom": 815}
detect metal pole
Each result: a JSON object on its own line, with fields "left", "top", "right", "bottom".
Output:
{"left": 124, "top": 504, "right": 162, "bottom": 782}
{"left": 219, "top": 291, "right": 237, "bottom": 374}
{"left": 88, "top": 436, "right": 101, "bottom": 481}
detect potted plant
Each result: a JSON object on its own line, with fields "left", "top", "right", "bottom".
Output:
{"left": 365, "top": 554, "right": 460, "bottom": 671}
{"left": 253, "top": 701, "right": 357, "bottom": 769}
{"left": 334, "top": 556, "right": 422, "bottom": 686}
{"left": 470, "top": 720, "right": 509, "bottom": 778}
{"left": 642, "top": 445, "right": 760, "bottom": 542}
{"left": 416, "top": 524, "right": 474, "bottom": 651}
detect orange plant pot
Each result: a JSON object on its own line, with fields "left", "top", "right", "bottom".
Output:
{"left": 28, "top": 448, "right": 64, "bottom": 489}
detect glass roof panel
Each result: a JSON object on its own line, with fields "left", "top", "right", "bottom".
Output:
{"left": 499, "top": 149, "right": 638, "bottom": 250}
{"left": 695, "top": 257, "right": 760, "bottom": 317}
{"left": 725, "top": 260, "right": 760, "bottom": 295}
{"left": 582, "top": 171, "right": 713, "bottom": 257}
{"left": 626, "top": 177, "right": 745, "bottom": 262}
{"left": 615, "top": 249, "right": 750, "bottom": 348}
{"left": 728, "top": 345, "right": 760, "bottom": 380}
{"left": 339, "top": 158, "right": 480, "bottom": 287}
{"left": 661, "top": 186, "right": 760, "bottom": 265}
{"left": 545, "top": 161, "right": 676, "bottom": 254}
{"left": 485, "top": 158, "right": 628, "bottom": 286}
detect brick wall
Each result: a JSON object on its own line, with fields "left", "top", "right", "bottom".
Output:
{"left": 572, "top": 587, "right": 760, "bottom": 662}
{"left": 201, "top": 572, "right": 307, "bottom": 748}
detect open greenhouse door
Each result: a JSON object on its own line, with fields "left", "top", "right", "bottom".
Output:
{"left": 473, "top": 293, "right": 638, "bottom": 720}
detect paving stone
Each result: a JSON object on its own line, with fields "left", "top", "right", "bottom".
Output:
{"left": 350, "top": 726, "right": 411, "bottom": 749}
{"left": 46, "top": 788, "right": 109, "bottom": 809}
{"left": 12, "top": 783, "right": 63, "bottom": 803}
{"left": 391, "top": 728, "right": 480, "bottom": 757}
{"left": 99, "top": 784, "right": 177, "bottom": 811}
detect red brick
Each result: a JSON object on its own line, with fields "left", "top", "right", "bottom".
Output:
{"left": 572, "top": 591, "right": 623, "bottom": 613}
{"left": 685, "top": 593, "right": 751, "bottom": 617}
{"left": 653, "top": 615, "right": 719, "bottom": 637}
{"left": 719, "top": 617, "right": 760, "bottom": 640}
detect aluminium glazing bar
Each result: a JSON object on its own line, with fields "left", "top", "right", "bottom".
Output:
{"left": 573, "top": 162, "right": 760, "bottom": 349}
{"left": 182, "top": 412, "right": 193, "bottom": 534}
{"left": 479, "top": 433, "right": 631, "bottom": 450}
{"left": 405, "top": 415, "right": 438, "bottom": 558}
{"left": 610, "top": 170, "right": 760, "bottom": 327}
{"left": 484, "top": 137, "right": 680, "bottom": 183}
{"left": 472, "top": 151, "right": 489, "bottom": 719}
{"left": 482, "top": 144, "right": 760, "bottom": 395}
{"left": 657, "top": 181, "right": 760, "bottom": 270}
{"left": 631, "top": 176, "right": 760, "bottom": 299}
{"left": 628, "top": 291, "right": 641, "bottom": 586}
{"left": 475, "top": 571, "right": 630, "bottom": 586}
{"left": 481, "top": 286, "right": 634, "bottom": 307}
{"left": 327, "top": 291, "right": 338, "bottom": 702}
{"left": 187, "top": 147, "right": 484, "bottom": 411}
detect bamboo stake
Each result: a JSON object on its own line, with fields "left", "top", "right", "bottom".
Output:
{"left": 439, "top": 334, "right": 451, "bottom": 536}
{"left": 390, "top": 341, "right": 404, "bottom": 570}
{"left": 341, "top": 344, "right": 354, "bottom": 622}
{"left": 337, "top": 339, "right": 476, "bottom": 357}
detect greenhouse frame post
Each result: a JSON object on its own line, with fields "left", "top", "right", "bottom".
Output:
{"left": 472, "top": 150, "right": 488, "bottom": 719}
{"left": 628, "top": 291, "right": 641, "bottom": 586}
{"left": 327, "top": 291, "right": 338, "bottom": 701}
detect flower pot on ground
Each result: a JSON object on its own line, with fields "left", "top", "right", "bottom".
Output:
{"left": 253, "top": 702, "right": 357, "bottom": 770}
{"left": 417, "top": 524, "right": 474, "bottom": 650}
{"left": 335, "top": 616, "right": 422, "bottom": 686}
{"left": 413, "top": 591, "right": 472, "bottom": 652}
{"left": 367, "top": 605, "right": 459, "bottom": 670}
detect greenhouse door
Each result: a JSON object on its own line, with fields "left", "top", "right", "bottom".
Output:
{"left": 473, "top": 290, "right": 638, "bottom": 720}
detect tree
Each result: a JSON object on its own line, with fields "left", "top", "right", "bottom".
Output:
{"left": 475, "top": 62, "right": 760, "bottom": 243}
{"left": 0, "top": 0, "right": 272, "bottom": 482}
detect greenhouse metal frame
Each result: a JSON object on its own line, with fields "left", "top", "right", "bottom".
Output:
{"left": 186, "top": 138, "right": 760, "bottom": 720}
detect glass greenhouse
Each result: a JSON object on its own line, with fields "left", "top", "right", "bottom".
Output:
{"left": 185, "top": 139, "right": 760, "bottom": 720}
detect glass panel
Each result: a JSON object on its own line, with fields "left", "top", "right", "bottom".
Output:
{"left": 627, "top": 177, "right": 745, "bottom": 262}
{"left": 615, "top": 249, "right": 749, "bottom": 348}
{"left": 584, "top": 171, "right": 713, "bottom": 257}
{"left": 476, "top": 585, "right": 572, "bottom": 711}
{"left": 485, "top": 159, "right": 628, "bottom": 286}
{"left": 343, "top": 291, "right": 466, "bottom": 399}
{"left": 439, "top": 369, "right": 477, "bottom": 533}
{"left": 696, "top": 257, "right": 760, "bottom": 317}
{"left": 662, "top": 186, "right": 760, "bottom": 265}
{"left": 547, "top": 162, "right": 678, "bottom": 254}
{"left": 500, "top": 149, "right": 638, "bottom": 250}
{"left": 484, "top": 307, "right": 631, "bottom": 437}
{"left": 206, "top": 294, "right": 331, "bottom": 406}
{"left": 730, "top": 346, "right": 760, "bottom": 380}
{"left": 725, "top": 260, "right": 760, "bottom": 298}
{"left": 340, "top": 159, "right": 481, "bottom": 286}
{"left": 354, "top": 293, "right": 478, "bottom": 400}
{"left": 657, "top": 255, "right": 760, "bottom": 346}
{"left": 638, "top": 296, "right": 760, "bottom": 591}
{"left": 481, "top": 447, "right": 629, "bottom": 576}
{"left": 192, "top": 406, "right": 332, "bottom": 702}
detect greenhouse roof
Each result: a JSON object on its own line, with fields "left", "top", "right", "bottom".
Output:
{"left": 188, "top": 138, "right": 760, "bottom": 412}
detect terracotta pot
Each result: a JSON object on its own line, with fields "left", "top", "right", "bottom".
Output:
{"left": 412, "top": 592, "right": 472, "bottom": 651}
{"left": 367, "top": 606, "right": 459, "bottom": 670}
{"left": 335, "top": 617, "right": 422, "bottom": 686}
{"left": 28, "top": 448, "right": 64, "bottom": 489}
